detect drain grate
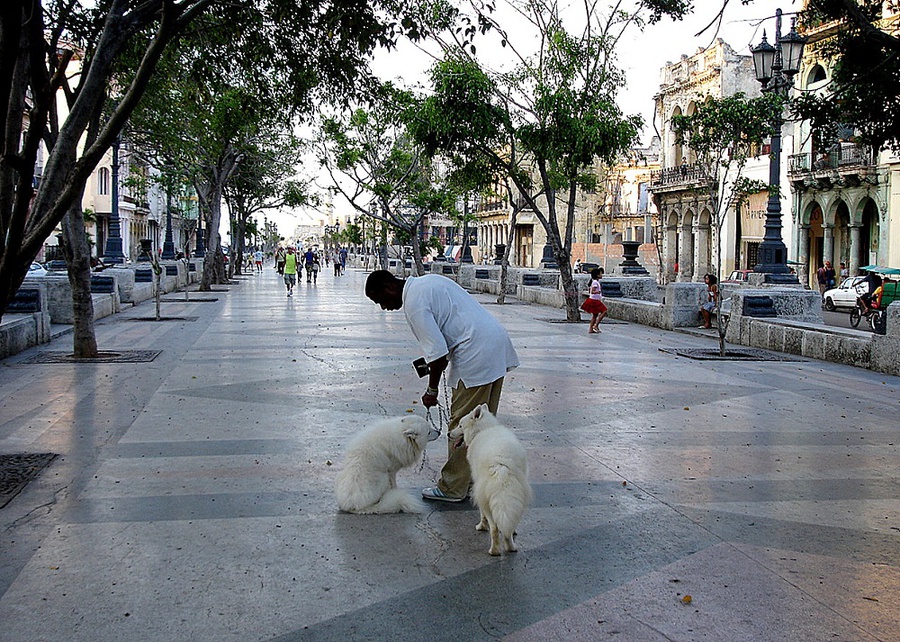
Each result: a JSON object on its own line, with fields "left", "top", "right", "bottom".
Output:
{"left": 18, "top": 350, "right": 162, "bottom": 364}
{"left": 0, "top": 453, "right": 57, "bottom": 509}
{"left": 160, "top": 298, "right": 218, "bottom": 303}
{"left": 659, "top": 347, "right": 803, "bottom": 362}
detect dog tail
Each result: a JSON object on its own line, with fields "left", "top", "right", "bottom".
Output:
{"left": 357, "top": 488, "right": 424, "bottom": 515}
{"left": 486, "top": 464, "right": 532, "bottom": 533}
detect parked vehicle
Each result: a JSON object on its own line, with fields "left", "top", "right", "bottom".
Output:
{"left": 723, "top": 269, "right": 753, "bottom": 284}
{"left": 28, "top": 262, "right": 48, "bottom": 277}
{"left": 822, "top": 276, "right": 867, "bottom": 311}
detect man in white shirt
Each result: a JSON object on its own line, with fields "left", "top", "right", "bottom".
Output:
{"left": 365, "top": 270, "right": 519, "bottom": 502}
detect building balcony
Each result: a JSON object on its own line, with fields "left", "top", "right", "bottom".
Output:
{"left": 788, "top": 142, "right": 878, "bottom": 190}
{"left": 649, "top": 162, "right": 712, "bottom": 193}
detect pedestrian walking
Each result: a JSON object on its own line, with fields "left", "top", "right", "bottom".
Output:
{"left": 333, "top": 250, "right": 342, "bottom": 276}
{"left": 365, "top": 270, "right": 519, "bottom": 502}
{"left": 275, "top": 246, "right": 286, "bottom": 275}
{"left": 304, "top": 249, "right": 319, "bottom": 284}
{"left": 580, "top": 267, "right": 607, "bottom": 334}
{"left": 283, "top": 247, "right": 298, "bottom": 296}
{"left": 254, "top": 249, "right": 264, "bottom": 273}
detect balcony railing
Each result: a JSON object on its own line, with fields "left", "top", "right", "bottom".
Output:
{"left": 789, "top": 142, "right": 876, "bottom": 175}
{"left": 649, "top": 162, "right": 709, "bottom": 188}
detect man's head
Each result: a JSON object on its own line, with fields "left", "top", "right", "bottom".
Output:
{"left": 287, "top": 247, "right": 294, "bottom": 254}
{"left": 366, "top": 270, "right": 404, "bottom": 310}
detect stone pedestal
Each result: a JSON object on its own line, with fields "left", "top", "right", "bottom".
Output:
{"left": 617, "top": 240, "right": 649, "bottom": 275}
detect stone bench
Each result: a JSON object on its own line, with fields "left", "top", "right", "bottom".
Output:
{"left": 23, "top": 274, "right": 119, "bottom": 324}
{"left": 1, "top": 284, "right": 51, "bottom": 358}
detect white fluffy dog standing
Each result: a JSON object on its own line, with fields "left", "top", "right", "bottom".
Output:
{"left": 335, "top": 415, "right": 439, "bottom": 514}
{"left": 450, "top": 404, "right": 532, "bottom": 555}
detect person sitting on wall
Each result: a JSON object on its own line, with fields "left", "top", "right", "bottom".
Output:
{"left": 699, "top": 273, "right": 719, "bottom": 329}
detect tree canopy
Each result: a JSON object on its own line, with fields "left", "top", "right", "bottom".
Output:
{"left": 792, "top": 0, "right": 900, "bottom": 151}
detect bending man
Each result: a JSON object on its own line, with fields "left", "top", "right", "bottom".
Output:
{"left": 365, "top": 270, "right": 519, "bottom": 502}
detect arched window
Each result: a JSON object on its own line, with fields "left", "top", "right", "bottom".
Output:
{"left": 807, "top": 64, "right": 827, "bottom": 86}
{"left": 97, "top": 167, "right": 110, "bottom": 195}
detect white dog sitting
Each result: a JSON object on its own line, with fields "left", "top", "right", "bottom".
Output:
{"left": 450, "top": 404, "right": 532, "bottom": 555}
{"left": 335, "top": 415, "right": 439, "bottom": 514}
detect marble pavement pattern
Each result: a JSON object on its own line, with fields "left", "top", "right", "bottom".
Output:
{"left": 0, "top": 268, "right": 898, "bottom": 641}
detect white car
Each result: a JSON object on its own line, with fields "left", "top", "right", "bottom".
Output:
{"left": 27, "top": 262, "right": 48, "bottom": 277}
{"left": 822, "top": 276, "right": 867, "bottom": 311}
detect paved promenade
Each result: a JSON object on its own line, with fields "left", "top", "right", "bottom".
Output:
{"left": 1, "top": 266, "right": 898, "bottom": 642}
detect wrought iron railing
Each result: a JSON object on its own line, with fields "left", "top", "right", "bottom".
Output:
{"left": 789, "top": 142, "right": 876, "bottom": 174}
{"left": 649, "top": 162, "right": 709, "bottom": 187}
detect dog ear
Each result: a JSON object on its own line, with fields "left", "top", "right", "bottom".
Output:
{"left": 473, "top": 405, "right": 484, "bottom": 420}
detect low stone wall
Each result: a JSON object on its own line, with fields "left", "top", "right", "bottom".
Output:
{"left": 722, "top": 298, "right": 900, "bottom": 376}
{"left": 102, "top": 267, "right": 154, "bottom": 305}
{"left": 0, "top": 314, "right": 51, "bottom": 359}
{"left": 0, "top": 282, "right": 51, "bottom": 359}
{"left": 23, "top": 275, "right": 119, "bottom": 324}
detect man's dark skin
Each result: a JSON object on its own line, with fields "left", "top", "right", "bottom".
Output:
{"left": 366, "top": 277, "right": 448, "bottom": 408}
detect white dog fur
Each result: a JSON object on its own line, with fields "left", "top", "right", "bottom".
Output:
{"left": 450, "top": 404, "right": 532, "bottom": 555}
{"left": 335, "top": 415, "right": 439, "bottom": 514}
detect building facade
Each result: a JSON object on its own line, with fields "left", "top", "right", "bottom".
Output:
{"left": 649, "top": 39, "right": 791, "bottom": 283}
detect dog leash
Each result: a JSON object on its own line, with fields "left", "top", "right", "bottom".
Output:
{"left": 419, "top": 381, "right": 451, "bottom": 473}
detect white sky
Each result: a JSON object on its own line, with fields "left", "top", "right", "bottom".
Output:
{"left": 262, "top": 0, "right": 791, "bottom": 238}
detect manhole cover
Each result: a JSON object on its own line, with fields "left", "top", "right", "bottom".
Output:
{"left": 659, "top": 347, "right": 803, "bottom": 362}
{"left": 126, "top": 317, "right": 198, "bottom": 322}
{"left": 0, "top": 453, "right": 57, "bottom": 509}
{"left": 18, "top": 350, "right": 162, "bottom": 364}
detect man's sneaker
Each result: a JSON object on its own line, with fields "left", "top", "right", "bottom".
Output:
{"left": 421, "top": 487, "right": 465, "bottom": 503}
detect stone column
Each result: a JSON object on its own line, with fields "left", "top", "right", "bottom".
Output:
{"left": 798, "top": 225, "right": 811, "bottom": 287}
{"left": 849, "top": 224, "right": 861, "bottom": 276}
{"left": 694, "top": 223, "right": 710, "bottom": 280}
{"left": 823, "top": 224, "right": 834, "bottom": 268}
{"left": 665, "top": 224, "right": 678, "bottom": 283}
{"left": 678, "top": 223, "right": 694, "bottom": 282}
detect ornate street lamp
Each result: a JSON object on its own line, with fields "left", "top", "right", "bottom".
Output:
{"left": 103, "top": 137, "right": 126, "bottom": 263}
{"left": 750, "top": 8, "right": 806, "bottom": 283}
{"left": 161, "top": 166, "right": 176, "bottom": 260}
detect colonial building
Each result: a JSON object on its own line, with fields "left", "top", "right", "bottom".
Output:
{"left": 787, "top": 4, "right": 900, "bottom": 287}
{"left": 649, "top": 39, "right": 790, "bottom": 283}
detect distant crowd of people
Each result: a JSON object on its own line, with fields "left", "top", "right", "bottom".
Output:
{"left": 271, "top": 245, "right": 348, "bottom": 296}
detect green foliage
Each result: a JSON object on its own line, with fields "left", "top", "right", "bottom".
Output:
{"left": 670, "top": 93, "right": 783, "bottom": 171}
{"left": 670, "top": 92, "right": 783, "bottom": 238}
{"left": 793, "top": 0, "right": 900, "bottom": 150}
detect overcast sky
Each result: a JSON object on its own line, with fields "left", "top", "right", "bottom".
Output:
{"left": 266, "top": 0, "right": 791, "bottom": 236}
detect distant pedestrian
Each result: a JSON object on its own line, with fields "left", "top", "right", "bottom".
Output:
{"left": 839, "top": 262, "right": 849, "bottom": 280}
{"left": 254, "top": 249, "right": 264, "bottom": 272}
{"left": 283, "top": 247, "right": 298, "bottom": 296}
{"left": 333, "top": 250, "right": 342, "bottom": 276}
{"left": 275, "top": 246, "right": 286, "bottom": 275}
{"left": 339, "top": 247, "right": 348, "bottom": 273}
{"left": 580, "top": 267, "right": 607, "bottom": 334}
{"left": 304, "top": 249, "right": 319, "bottom": 284}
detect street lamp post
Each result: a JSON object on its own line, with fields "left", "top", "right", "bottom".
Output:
{"left": 750, "top": 8, "right": 806, "bottom": 283}
{"left": 161, "top": 170, "right": 176, "bottom": 260}
{"left": 103, "top": 137, "right": 126, "bottom": 263}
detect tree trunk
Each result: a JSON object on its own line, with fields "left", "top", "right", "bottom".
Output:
{"left": 410, "top": 224, "right": 425, "bottom": 276}
{"left": 497, "top": 208, "right": 520, "bottom": 305}
{"left": 60, "top": 199, "right": 98, "bottom": 358}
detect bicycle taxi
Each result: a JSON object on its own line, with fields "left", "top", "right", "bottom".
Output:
{"left": 849, "top": 265, "right": 900, "bottom": 334}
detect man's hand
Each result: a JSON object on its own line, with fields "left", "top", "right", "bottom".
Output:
{"left": 422, "top": 392, "right": 438, "bottom": 408}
